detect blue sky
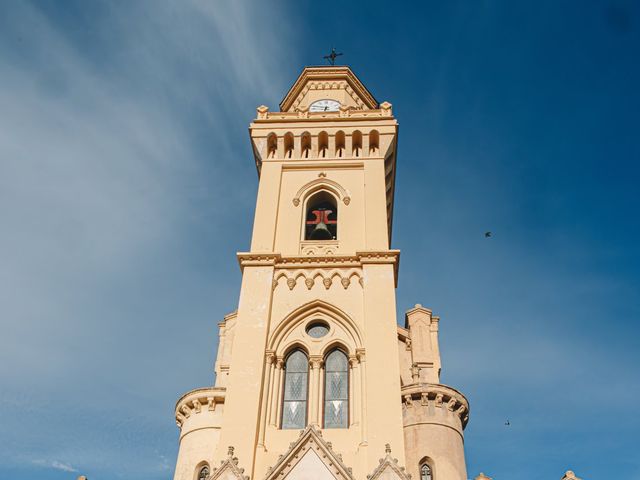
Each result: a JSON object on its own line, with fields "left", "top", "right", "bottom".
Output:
{"left": 0, "top": 1, "right": 638, "bottom": 479}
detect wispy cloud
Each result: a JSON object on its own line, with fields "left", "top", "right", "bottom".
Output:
{"left": 33, "top": 459, "right": 78, "bottom": 473}
{"left": 0, "top": 1, "right": 295, "bottom": 477}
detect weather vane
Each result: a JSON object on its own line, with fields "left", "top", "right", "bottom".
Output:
{"left": 323, "top": 47, "right": 343, "bottom": 66}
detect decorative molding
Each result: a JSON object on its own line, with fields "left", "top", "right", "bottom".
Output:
{"left": 561, "top": 471, "right": 582, "bottom": 480}
{"left": 237, "top": 253, "right": 279, "bottom": 271}
{"left": 366, "top": 444, "right": 411, "bottom": 480}
{"left": 174, "top": 387, "right": 226, "bottom": 427}
{"left": 274, "top": 268, "right": 363, "bottom": 292}
{"left": 292, "top": 178, "right": 351, "bottom": 206}
{"left": 279, "top": 66, "right": 378, "bottom": 112}
{"left": 209, "top": 446, "right": 249, "bottom": 480}
{"left": 400, "top": 383, "right": 470, "bottom": 429}
{"left": 264, "top": 425, "right": 355, "bottom": 480}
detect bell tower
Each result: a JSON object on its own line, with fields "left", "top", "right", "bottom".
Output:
{"left": 171, "top": 66, "right": 470, "bottom": 480}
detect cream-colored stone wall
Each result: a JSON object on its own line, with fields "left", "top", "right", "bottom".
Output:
{"left": 171, "top": 66, "right": 470, "bottom": 480}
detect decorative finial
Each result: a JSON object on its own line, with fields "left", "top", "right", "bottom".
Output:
{"left": 228, "top": 446, "right": 235, "bottom": 457}
{"left": 385, "top": 443, "right": 391, "bottom": 454}
{"left": 323, "top": 47, "right": 343, "bottom": 66}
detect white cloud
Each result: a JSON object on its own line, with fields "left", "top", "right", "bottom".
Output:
{"left": 32, "top": 459, "right": 78, "bottom": 473}
{"left": 0, "top": 0, "right": 296, "bottom": 477}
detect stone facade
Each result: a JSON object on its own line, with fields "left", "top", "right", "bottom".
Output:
{"left": 169, "top": 66, "right": 579, "bottom": 480}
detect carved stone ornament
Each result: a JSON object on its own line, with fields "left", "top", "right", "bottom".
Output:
{"left": 264, "top": 425, "right": 355, "bottom": 480}
{"left": 366, "top": 444, "right": 411, "bottom": 480}
{"left": 208, "top": 445, "right": 249, "bottom": 480}
{"left": 561, "top": 471, "right": 582, "bottom": 480}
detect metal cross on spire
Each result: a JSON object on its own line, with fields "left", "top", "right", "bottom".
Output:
{"left": 323, "top": 47, "right": 343, "bottom": 66}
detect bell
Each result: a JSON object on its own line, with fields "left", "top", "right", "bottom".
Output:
{"left": 310, "top": 220, "right": 332, "bottom": 240}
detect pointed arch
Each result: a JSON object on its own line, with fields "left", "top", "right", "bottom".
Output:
{"left": 268, "top": 300, "right": 364, "bottom": 356}
{"left": 292, "top": 178, "right": 351, "bottom": 207}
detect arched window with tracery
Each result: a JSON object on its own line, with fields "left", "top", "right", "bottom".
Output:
{"left": 197, "top": 464, "right": 210, "bottom": 480}
{"left": 323, "top": 349, "right": 349, "bottom": 428}
{"left": 420, "top": 463, "right": 433, "bottom": 480}
{"left": 304, "top": 191, "right": 337, "bottom": 241}
{"left": 281, "top": 349, "right": 308, "bottom": 429}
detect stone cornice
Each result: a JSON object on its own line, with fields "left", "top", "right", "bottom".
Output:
{"left": 175, "top": 386, "right": 226, "bottom": 428}
{"left": 252, "top": 108, "right": 396, "bottom": 123}
{"left": 238, "top": 251, "right": 399, "bottom": 268}
{"left": 401, "top": 383, "right": 470, "bottom": 428}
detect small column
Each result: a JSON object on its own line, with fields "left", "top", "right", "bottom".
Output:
{"left": 328, "top": 133, "right": 336, "bottom": 158}
{"left": 272, "top": 358, "right": 284, "bottom": 426}
{"left": 345, "top": 133, "right": 353, "bottom": 158}
{"left": 309, "top": 356, "right": 323, "bottom": 426}
{"left": 257, "top": 352, "right": 275, "bottom": 448}
{"left": 316, "top": 357, "right": 324, "bottom": 426}
{"left": 265, "top": 355, "right": 276, "bottom": 423}
{"left": 349, "top": 355, "right": 358, "bottom": 427}
{"left": 310, "top": 134, "right": 318, "bottom": 159}
{"left": 268, "top": 358, "right": 282, "bottom": 426}
{"left": 357, "top": 349, "right": 367, "bottom": 444}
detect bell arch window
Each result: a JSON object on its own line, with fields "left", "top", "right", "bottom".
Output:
{"left": 281, "top": 349, "right": 308, "bottom": 429}
{"left": 352, "top": 130, "right": 362, "bottom": 157}
{"left": 369, "top": 130, "right": 379, "bottom": 154}
{"left": 284, "top": 132, "right": 294, "bottom": 158}
{"left": 335, "top": 131, "right": 345, "bottom": 157}
{"left": 304, "top": 191, "right": 337, "bottom": 241}
{"left": 301, "top": 132, "right": 311, "bottom": 158}
{"left": 197, "top": 464, "right": 210, "bottom": 480}
{"left": 323, "top": 349, "right": 349, "bottom": 428}
{"left": 318, "top": 131, "right": 329, "bottom": 158}
{"left": 420, "top": 463, "right": 433, "bottom": 480}
{"left": 267, "top": 133, "right": 277, "bottom": 159}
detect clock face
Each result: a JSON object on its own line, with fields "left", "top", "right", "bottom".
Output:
{"left": 309, "top": 99, "right": 341, "bottom": 112}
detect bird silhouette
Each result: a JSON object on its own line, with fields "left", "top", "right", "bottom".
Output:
{"left": 505, "top": 419, "right": 510, "bottom": 426}
{"left": 485, "top": 231, "right": 492, "bottom": 238}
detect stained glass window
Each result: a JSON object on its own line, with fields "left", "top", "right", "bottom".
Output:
{"left": 198, "top": 465, "right": 210, "bottom": 480}
{"left": 323, "top": 349, "right": 348, "bottom": 428}
{"left": 281, "top": 349, "right": 308, "bottom": 429}
{"left": 306, "top": 321, "right": 329, "bottom": 338}
{"left": 420, "top": 463, "right": 432, "bottom": 480}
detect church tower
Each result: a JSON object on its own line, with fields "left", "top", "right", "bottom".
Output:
{"left": 172, "top": 66, "right": 470, "bottom": 480}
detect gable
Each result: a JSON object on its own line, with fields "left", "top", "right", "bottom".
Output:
{"left": 264, "top": 425, "right": 354, "bottom": 480}
{"left": 279, "top": 67, "right": 378, "bottom": 112}
{"left": 284, "top": 449, "right": 336, "bottom": 480}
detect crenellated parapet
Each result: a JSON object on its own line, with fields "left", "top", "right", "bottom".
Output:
{"left": 401, "top": 383, "right": 470, "bottom": 433}
{"left": 175, "top": 386, "right": 226, "bottom": 429}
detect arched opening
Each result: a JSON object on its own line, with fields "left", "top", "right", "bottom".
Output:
{"left": 196, "top": 464, "right": 210, "bottom": 480}
{"left": 301, "top": 132, "right": 311, "bottom": 159}
{"left": 369, "top": 130, "right": 379, "bottom": 154}
{"left": 420, "top": 459, "right": 434, "bottom": 480}
{"left": 281, "top": 349, "right": 308, "bottom": 429}
{"left": 267, "top": 133, "right": 277, "bottom": 159}
{"left": 352, "top": 130, "right": 362, "bottom": 157}
{"left": 284, "top": 132, "right": 294, "bottom": 159}
{"left": 335, "top": 131, "right": 345, "bottom": 158}
{"left": 318, "top": 131, "right": 329, "bottom": 158}
{"left": 323, "top": 349, "right": 349, "bottom": 428}
{"left": 304, "top": 191, "right": 337, "bottom": 241}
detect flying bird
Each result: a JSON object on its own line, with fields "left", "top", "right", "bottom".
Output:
{"left": 505, "top": 420, "right": 510, "bottom": 426}
{"left": 485, "top": 231, "right": 492, "bottom": 238}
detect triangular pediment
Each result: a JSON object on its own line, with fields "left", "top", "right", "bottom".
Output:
{"left": 279, "top": 66, "right": 378, "bottom": 112}
{"left": 264, "top": 425, "right": 354, "bottom": 480}
{"left": 209, "top": 447, "right": 248, "bottom": 480}
{"left": 366, "top": 446, "right": 411, "bottom": 480}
